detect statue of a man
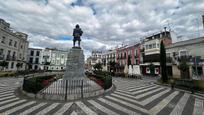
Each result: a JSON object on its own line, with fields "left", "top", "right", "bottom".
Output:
{"left": 73, "top": 24, "right": 83, "bottom": 47}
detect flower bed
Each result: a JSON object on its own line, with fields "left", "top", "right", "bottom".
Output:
{"left": 86, "top": 71, "right": 112, "bottom": 90}
{"left": 23, "top": 74, "right": 56, "bottom": 94}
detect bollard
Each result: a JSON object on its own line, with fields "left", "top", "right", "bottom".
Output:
{"left": 65, "top": 80, "right": 68, "bottom": 100}
{"left": 81, "top": 80, "right": 83, "bottom": 98}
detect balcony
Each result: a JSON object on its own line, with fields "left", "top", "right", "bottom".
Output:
{"left": 177, "top": 55, "right": 192, "bottom": 62}
{"left": 0, "top": 55, "right": 4, "bottom": 60}
{"left": 6, "top": 55, "right": 11, "bottom": 61}
{"left": 6, "top": 55, "right": 17, "bottom": 61}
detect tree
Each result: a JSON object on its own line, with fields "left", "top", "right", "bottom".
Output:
{"left": 0, "top": 61, "right": 8, "bottom": 71}
{"left": 16, "top": 63, "right": 23, "bottom": 71}
{"left": 160, "top": 40, "right": 168, "bottom": 83}
{"left": 93, "top": 63, "right": 103, "bottom": 71}
{"left": 178, "top": 59, "right": 189, "bottom": 79}
{"left": 109, "top": 61, "right": 116, "bottom": 72}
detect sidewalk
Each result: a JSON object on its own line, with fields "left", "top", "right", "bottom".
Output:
{"left": 154, "top": 81, "right": 204, "bottom": 99}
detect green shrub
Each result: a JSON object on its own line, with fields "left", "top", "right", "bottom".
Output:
{"left": 0, "top": 72, "right": 16, "bottom": 77}
{"left": 192, "top": 80, "right": 204, "bottom": 92}
{"left": 23, "top": 75, "right": 55, "bottom": 94}
{"left": 93, "top": 71, "right": 111, "bottom": 76}
{"left": 23, "top": 78, "right": 44, "bottom": 94}
{"left": 104, "top": 75, "right": 112, "bottom": 90}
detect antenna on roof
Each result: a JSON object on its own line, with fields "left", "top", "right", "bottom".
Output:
{"left": 167, "top": 20, "right": 171, "bottom": 31}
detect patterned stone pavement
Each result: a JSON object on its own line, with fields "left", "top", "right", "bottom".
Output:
{"left": 0, "top": 77, "right": 204, "bottom": 115}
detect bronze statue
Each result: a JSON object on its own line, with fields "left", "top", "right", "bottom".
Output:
{"left": 73, "top": 24, "right": 83, "bottom": 47}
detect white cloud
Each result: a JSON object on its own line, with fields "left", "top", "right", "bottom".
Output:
{"left": 0, "top": 0, "right": 204, "bottom": 57}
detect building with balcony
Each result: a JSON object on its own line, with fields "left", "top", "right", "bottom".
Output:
{"left": 116, "top": 44, "right": 141, "bottom": 73}
{"left": 0, "top": 18, "right": 29, "bottom": 71}
{"left": 140, "top": 28, "right": 175, "bottom": 75}
{"left": 102, "top": 49, "right": 116, "bottom": 71}
{"left": 42, "top": 48, "right": 68, "bottom": 71}
{"left": 27, "top": 48, "right": 42, "bottom": 70}
{"left": 166, "top": 37, "right": 204, "bottom": 79}
{"left": 27, "top": 48, "right": 68, "bottom": 71}
{"left": 86, "top": 50, "right": 103, "bottom": 70}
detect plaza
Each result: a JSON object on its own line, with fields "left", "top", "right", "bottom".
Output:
{"left": 0, "top": 77, "right": 203, "bottom": 115}
{"left": 1, "top": 0, "right": 204, "bottom": 115}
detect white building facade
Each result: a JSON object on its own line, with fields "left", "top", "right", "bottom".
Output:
{"left": 27, "top": 48, "right": 42, "bottom": 70}
{"left": 41, "top": 48, "right": 68, "bottom": 71}
{"left": 27, "top": 48, "right": 68, "bottom": 71}
{"left": 102, "top": 49, "right": 116, "bottom": 71}
{"left": 0, "top": 18, "right": 29, "bottom": 71}
{"left": 166, "top": 37, "right": 204, "bottom": 79}
{"left": 86, "top": 50, "right": 103, "bottom": 70}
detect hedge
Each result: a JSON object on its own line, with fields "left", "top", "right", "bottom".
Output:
{"left": 0, "top": 72, "right": 16, "bottom": 77}
{"left": 169, "top": 78, "right": 204, "bottom": 92}
{"left": 23, "top": 75, "right": 56, "bottom": 94}
{"left": 192, "top": 80, "right": 204, "bottom": 92}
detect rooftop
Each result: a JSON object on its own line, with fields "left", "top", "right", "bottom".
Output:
{"left": 166, "top": 37, "right": 204, "bottom": 49}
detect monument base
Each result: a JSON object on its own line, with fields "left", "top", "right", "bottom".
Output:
{"left": 64, "top": 47, "right": 85, "bottom": 80}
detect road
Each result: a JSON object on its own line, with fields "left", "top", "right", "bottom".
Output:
{"left": 0, "top": 77, "right": 203, "bottom": 115}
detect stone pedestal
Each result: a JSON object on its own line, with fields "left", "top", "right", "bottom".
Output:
{"left": 64, "top": 47, "right": 85, "bottom": 80}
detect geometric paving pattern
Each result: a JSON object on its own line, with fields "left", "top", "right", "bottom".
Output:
{"left": 0, "top": 77, "right": 204, "bottom": 115}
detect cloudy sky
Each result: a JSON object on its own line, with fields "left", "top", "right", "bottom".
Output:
{"left": 0, "top": 0, "right": 204, "bottom": 57}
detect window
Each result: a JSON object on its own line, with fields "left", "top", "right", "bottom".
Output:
{"left": 7, "top": 50, "right": 11, "bottom": 56}
{"left": 34, "top": 65, "right": 38, "bottom": 70}
{"left": 0, "top": 49, "right": 3, "bottom": 55}
{"left": 35, "top": 58, "right": 39, "bottom": 64}
{"left": 153, "top": 43, "right": 156, "bottom": 48}
{"left": 1, "top": 36, "right": 5, "bottom": 43}
{"left": 135, "top": 49, "right": 137, "bottom": 56}
{"left": 21, "top": 45, "right": 23, "bottom": 49}
{"left": 180, "top": 50, "right": 188, "bottom": 56}
{"left": 9, "top": 39, "right": 12, "bottom": 46}
{"left": 14, "top": 41, "right": 17, "bottom": 47}
{"left": 29, "top": 58, "right": 33, "bottom": 63}
{"left": 6, "top": 50, "right": 11, "bottom": 60}
{"left": 12, "top": 52, "right": 16, "bottom": 59}
{"left": 19, "top": 53, "right": 22, "bottom": 59}
{"left": 146, "top": 45, "right": 149, "bottom": 50}
{"left": 11, "top": 62, "right": 14, "bottom": 69}
{"left": 149, "top": 44, "right": 153, "bottom": 49}
{"left": 30, "top": 51, "right": 34, "bottom": 56}
{"left": 157, "top": 44, "right": 160, "bottom": 48}
{"left": 36, "top": 51, "right": 40, "bottom": 56}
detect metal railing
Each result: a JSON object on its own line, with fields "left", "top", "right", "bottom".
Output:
{"left": 38, "top": 79, "right": 103, "bottom": 100}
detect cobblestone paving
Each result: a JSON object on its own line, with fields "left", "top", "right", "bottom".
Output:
{"left": 0, "top": 77, "right": 204, "bottom": 115}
